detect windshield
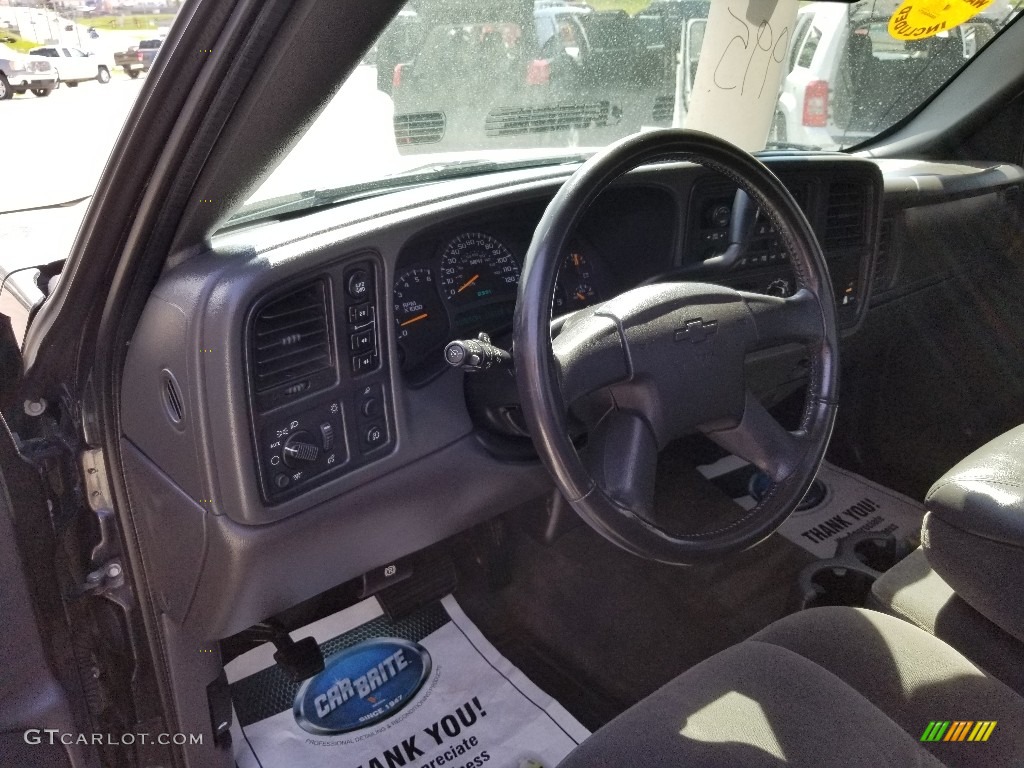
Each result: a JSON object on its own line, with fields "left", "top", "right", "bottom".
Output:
{"left": 0, "top": 0, "right": 1019, "bottom": 218}
{"left": 246, "top": 0, "right": 1021, "bottom": 211}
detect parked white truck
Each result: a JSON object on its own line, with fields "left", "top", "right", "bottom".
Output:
{"left": 0, "top": 44, "right": 58, "bottom": 99}
{"left": 28, "top": 45, "right": 114, "bottom": 87}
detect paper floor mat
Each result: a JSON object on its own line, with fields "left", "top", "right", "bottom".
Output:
{"left": 698, "top": 457, "right": 925, "bottom": 559}
{"left": 227, "top": 595, "right": 589, "bottom": 768}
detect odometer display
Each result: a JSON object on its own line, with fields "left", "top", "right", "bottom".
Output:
{"left": 439, "top": 232, "right": 520, "bottom": 307}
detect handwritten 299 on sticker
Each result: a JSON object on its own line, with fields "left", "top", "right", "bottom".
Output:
{"left": 684, "top": 0, "right": 799, "bottom": 150}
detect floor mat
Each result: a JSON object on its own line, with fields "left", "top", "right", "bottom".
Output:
{"left": 226, "top": 595, "right": 589, "bottom": 768}
{"left": 698, "top": 457, "right": 925, "bottom": 558}
{"left": 454, "top": 515, "right": 817, "bottom": 729}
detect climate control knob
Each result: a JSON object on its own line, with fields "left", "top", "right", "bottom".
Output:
{"left": 283, "top": 431, "right": 320, "bottom": 466}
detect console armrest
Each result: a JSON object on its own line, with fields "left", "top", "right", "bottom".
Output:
{"left": 923, "top": 424, "right": 1024, "bottom": 642}
{"left": 870, "top": 548, "right": 1024, "bottom": 696}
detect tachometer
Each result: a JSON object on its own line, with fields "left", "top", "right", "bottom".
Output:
{"left": 393, "top": 268, "right": 449, "bottom": 370}
{"left": 439, "top": 232, "right": 520, "bottom": 306}
{"left": 555, "top": 245, "right": 601, "bottom": 313}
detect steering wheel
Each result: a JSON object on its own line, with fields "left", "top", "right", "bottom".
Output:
{"left": 513, "top": 129, "right": 839, "bottom": 565}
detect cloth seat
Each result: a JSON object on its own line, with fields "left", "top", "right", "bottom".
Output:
{"left": 557, "top": 607, "right": 1024, "bottom": 767}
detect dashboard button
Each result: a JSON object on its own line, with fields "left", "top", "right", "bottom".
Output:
{"left": 348, "top": 302, "right": 373, "bottom": 326}
{"left": 352, "top": 352, "right": 376, "bottom": 374}
{"left": 274, "top": 473, "right": 291, "bottom": 490}
{"left": 347, "top": 269, "right": 370, "bottom": 300}
{"left": 350, "top": 326, "right": 375, "bottom": 353}
{"left": 363, "top": 424, "right": 386, "bottom": 450}
{"left": 320, "top": 422, "right": 335, "bottom": 450}
{"left": 361, "top": 397, "right": 380, "bottom": 418}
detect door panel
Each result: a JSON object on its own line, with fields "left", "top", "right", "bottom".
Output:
{"left": 0, "top": 416, "right": 82, "bottom": 766}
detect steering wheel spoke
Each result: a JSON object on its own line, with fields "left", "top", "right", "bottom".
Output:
{"left": 584, "top": 410, "right": 658, "bottom": 519}
{"left": 551, "top": 307, "right": 630, "bottom": 405}
{"left": 704, "top": 390, "right": 808, "bottom": 484}
{"left": 741, "top": 288, "right": 824, "bottom": 349}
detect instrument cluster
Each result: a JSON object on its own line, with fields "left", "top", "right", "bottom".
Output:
{"left": 393, "top": 230, "right": 605, "bottom": 378}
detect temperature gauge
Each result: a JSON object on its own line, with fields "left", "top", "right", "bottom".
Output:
{"left": 555, "top": 247, "right": 601, "bottom": 313}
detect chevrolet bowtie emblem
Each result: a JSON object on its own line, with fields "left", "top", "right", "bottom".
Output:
{"left": 674, "top": 318, "right": 718, "bottom": 343}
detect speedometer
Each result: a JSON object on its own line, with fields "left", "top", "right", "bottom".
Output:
{"left": 438, "top": 232, "right": 520, "bottom": 307}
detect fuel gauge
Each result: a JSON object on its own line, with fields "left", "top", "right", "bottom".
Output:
{"left": 555, "top": 247, "right": 601, "bottom": 313}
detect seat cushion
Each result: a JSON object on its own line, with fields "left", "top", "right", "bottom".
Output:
{"left": 558, "top": 607, "right": 1024, "bottom": 767}
{"left": 752, "top": 607, "right": 1024, "bottom": 766}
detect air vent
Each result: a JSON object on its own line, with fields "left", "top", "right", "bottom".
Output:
{"left": 160, "top": 370, "right": 185, "bottom": 426}
{"left": 250, "top": 281, "right": 332, "bottom": 395}
{"left": 824, "top": 182, "right": 867, "bottom": 251}
{"left": 873, "top": 218, "right": 895, "bottom": 293}
{"left": 1003, "top": 185, "right": 1023, "bottom": 217}
{"left": 394, "top": 112, "right": 446, "bottom": 145}
{"left": 651, "top": 95, "right": 674, "bottom": 124}
{"left": 485, "top": 102, "right": 611, "bottom": 137}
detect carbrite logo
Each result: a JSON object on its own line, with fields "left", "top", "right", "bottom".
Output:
{"left": 294, "top": 638, "right": 432, "bottom": 735}
{"left": 921, "top": 721, "right": 997, "bottom": 743}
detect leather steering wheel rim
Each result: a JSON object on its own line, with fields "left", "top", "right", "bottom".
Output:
{"left": 513, "top": 129, "right": 839, "bottom": 565}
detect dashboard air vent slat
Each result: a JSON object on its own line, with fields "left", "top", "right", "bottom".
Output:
{"left": 161, "top": 371, "right": 185, "bottom": 426}
{"left": 1003, "top": 185, "right": 1023, "bottom": 217}
{"left": 824, "top": 182, "right": 868, "bottom": 251}
{"left": 873, "top": 218, "right": 895, "bottom": 293}
{"left": 251, "top": 281, "right": 332, "bottom": 394}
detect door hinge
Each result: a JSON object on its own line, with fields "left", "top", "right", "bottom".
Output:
{"left": 69, "top": 559, "right": 125, "bottom": 600}
{"left": 81, "top": 447, "right": 114, "bottom": 512}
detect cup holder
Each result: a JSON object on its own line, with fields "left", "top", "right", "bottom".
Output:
{"left": 841, "top": 531, "right": 912, "bottom": 573}
{"left": 794, "top": 531, "right": 913, "bottom": 611}
{"left": 798, "top": 561, "right": 880, "bottom": 609}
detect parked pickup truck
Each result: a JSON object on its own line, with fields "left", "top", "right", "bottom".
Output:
{"left": 114, "top": 38, "right": 161, "bottom": 79}
{"left": 0, "top": 44, "right": 58, "bottom": 99}
{"left": 28, "top": 45, "right": 114, "bottom": 87}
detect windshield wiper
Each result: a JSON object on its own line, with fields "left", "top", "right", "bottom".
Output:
{"left": 227, "top": 154, "right": 592, "bottom": 228}
{"left": 0, "top": 195, "right": 92, "bottom": 216}
{"left": 389, "top": 155, "right": 589, "bottom": 177}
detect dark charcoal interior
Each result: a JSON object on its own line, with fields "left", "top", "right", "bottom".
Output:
{"left": 192, "top": 149, "right": 1024, "bottom": 737}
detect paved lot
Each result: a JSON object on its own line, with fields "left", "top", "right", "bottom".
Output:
{"left": 2, "top": 75, "right": 146, "bottom": 212}
{"left": 2, "top": 64, "right": 399, "bottom": 215}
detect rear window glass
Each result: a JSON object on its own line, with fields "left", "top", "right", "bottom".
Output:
{"left": 416, "top": 23, "right": 527, "bottom": 73}
{"left": 797, "top": 26, "right": 822, "bottom": 68}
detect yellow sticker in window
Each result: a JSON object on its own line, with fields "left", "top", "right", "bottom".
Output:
{"left": 889, "top": 0, "right": 994, "bottom": 40}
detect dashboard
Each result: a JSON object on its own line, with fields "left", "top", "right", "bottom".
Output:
{"left": 117, "top": 154, "right": 1024, "bottom": 638}
{"left": 389, "top": 186, "right": 675, "bottom": 382}
{"left": 387, "top": 160, "right": 878, "bottom": 386}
